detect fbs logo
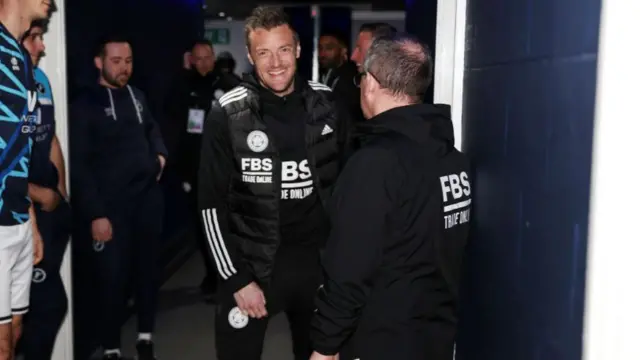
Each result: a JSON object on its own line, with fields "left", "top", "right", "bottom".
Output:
{"left": 27, "top": 90, "right": 37, "bottom": 113}
{"left": 282, "top": 160, "right": 311, "bottom": 182}
{"left": 281, "top": 159, "right": 314, "bottom": 200}
{"left": 241, "top": 158, "right": 273, "bottom": 172}
{"left": 440, "top": 171, "right": 471, "bottom": 202}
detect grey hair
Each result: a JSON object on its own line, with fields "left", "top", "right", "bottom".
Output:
{"left": 362, "top": 33, "right": 433, "bottom": 101}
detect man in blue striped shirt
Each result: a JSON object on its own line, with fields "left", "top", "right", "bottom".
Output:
{"left": 0, "top": 1, "right": 51, "bottom": 359}
{"left": 17, "top": 20, "right": 71, "bottom": 360}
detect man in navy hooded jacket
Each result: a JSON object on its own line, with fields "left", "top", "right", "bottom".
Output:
{"left": 69, "top": 35, "right": 167, "bottom": 360}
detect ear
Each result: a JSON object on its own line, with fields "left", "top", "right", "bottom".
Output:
{"left": 363, "top": 73, "right": 379, "bottom": 96}
{"left": 246, "top": 46, "right": 254, "bottom": 65}
{"left": 296, "top": 43, "right": 301, "bottom": 59}
{"left": 94, "top": 56, "right": 102, "bottom": 70}
{"left": 340, "top": 47, "right": 347, "bottom": 60}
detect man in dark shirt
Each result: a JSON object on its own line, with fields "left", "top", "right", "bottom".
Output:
{"left": 18, "top": 21, "right": 72, "bottom": 360}
{"left": 166, "top": 39, "right": 240, "bottom": 299}
{"left": 216, "top": 51, "right": 242, "bottom": 82}
{"left": 351, "top": 22, "right": 397, "bottom": 73}
{"left": 197, "top": 6, "right": 347, "bottom": 360}
{"left": 318, "top": 30, "right": 361, "bottom": 131}
{"left": 311, "top": 33, "right": 472, "bottom": 360}
{"left": 69, "top": 36, "right": 167, "bottom": 360}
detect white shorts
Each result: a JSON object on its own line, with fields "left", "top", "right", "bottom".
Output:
{"left": 0, "top": 221, "right": 33, "bottom": 325}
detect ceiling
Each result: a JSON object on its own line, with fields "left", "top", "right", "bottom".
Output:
{"left": 203, "top": 0, "right": 405, "bottom": 20}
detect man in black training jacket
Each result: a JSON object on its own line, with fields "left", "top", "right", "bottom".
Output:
{"left": 167, "top": 39, "right": 240, "bottom": 299}
{"left": 310, "top": 33, "right": 472, "bottom": 360}
{"left": 70, "top": 36, "right": 167, "bottom": 360}
{"left": 197, "top": 6, "right": 348, "bottom": 360}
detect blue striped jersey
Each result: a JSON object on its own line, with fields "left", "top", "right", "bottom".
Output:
{"left": 0, "top": 22, "right": 38, "bottom": 225}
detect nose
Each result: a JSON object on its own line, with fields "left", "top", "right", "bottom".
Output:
{"left": 272, "top": 53, "right": 282, "bottom": 67}
{"left": 350, "top": 49, "right": 358, "bottom": 63}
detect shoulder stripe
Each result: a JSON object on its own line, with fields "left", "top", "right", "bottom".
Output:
{"left": 219, "top": 86, "right": 247, "bottom": 103}
{"left": 219, "top": 92, "right": 248, "bottom": 107}
{"left": 0, "top": 33, "right": 20, "bottom": 52}
{"left": 309, "top": 85, "right": 332, "bottom": 92}
{"left": 308, "top": 80, "right": 332, "bottom": 91}
{"left": 0, "top": 46, "right": 23, "bottom": 62}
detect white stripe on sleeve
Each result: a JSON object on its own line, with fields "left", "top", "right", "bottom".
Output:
{"left": 202, "top": 208, "right": 237, "bottom": 279}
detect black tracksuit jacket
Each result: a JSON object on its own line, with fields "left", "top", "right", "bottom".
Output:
{"left": 197, "top": 75, "right": 347, "bottom": 294}
{"left": 311, "top": 104, "right": 472, "bottom": 360}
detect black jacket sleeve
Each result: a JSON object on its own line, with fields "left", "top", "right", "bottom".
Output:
{"left": 140, "top": 92, "right": 168, "bottom": 159}
{"left": 310, "top": 147, "right": 402, "bottom": 355}
{"left": 197, "top": 104, "right": 253, "bottom": 293}
{"left": 69, "top": 100, "right": 107, "bottom": 221}
{"left": 334, "top": 99, "right": 355, "bottom": 168}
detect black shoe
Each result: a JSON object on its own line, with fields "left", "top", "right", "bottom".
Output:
{"left": 136, "top": 340, "right": 157, "bottom": 360}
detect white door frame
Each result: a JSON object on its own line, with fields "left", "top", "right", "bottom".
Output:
{"left": 433, "top": 0, "right": 468, "bottom": 151}
{"left": 432, "top": 1, "right": 466, "bottom": 358}
{"left": 583, "top": 0, "right": 640, "bottom": 359}
{"left": 39, "top": 1, "right": 74, "bottom": 359}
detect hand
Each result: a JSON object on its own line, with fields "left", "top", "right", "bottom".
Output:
{"left": 233, "top": 282, "right": 268, "bottom": 319}
{"left": 91, "top": 217, "right": 113, "bottom": 242}
{"left": 309, "top": 351, "right": 338, "bottom": 360}
{"left": 182, "top": 182, "right": 192, "bottom": 193}
{"left": 33, "top": 227, "right": 43, "bottom": 265}
{"left": 157, "top": 154, "right": 166, "bottom": 181}
{"left": 28, "top": 184, "right": 60, "bottom": 212}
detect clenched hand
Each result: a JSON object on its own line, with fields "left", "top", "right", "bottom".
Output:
{"left": 92, "top": 217, "right": 113, "bottom": 242}
{"left": 234, "top": 282, "right": 268, "bottom": 319}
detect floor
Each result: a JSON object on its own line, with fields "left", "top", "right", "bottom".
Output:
{"left": 120, "top": 254, "right": 295, "bottom": 360}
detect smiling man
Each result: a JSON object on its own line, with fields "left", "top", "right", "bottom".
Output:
{"left": 0, "top": 0, "right": 50, "bottom": 359}
{"left": 197, "top": 6, "right": 349, "bottom": 360}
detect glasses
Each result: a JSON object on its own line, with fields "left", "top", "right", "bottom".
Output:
{"left": 353, "top": 71, "right": 382, "bottom": 88}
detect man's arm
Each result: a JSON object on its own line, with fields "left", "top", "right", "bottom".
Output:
{"left": 29, "top": 204, "right": 43, "bottom": 265}
{"left": 311, "top": 148, "right": 400, "bottom": 355}
{"left": 68, "top": 102, "right": 106, "bottom": 220}
{"left": 50, "top": 135, "right": 67, "bottom": 199}
{"left": 198, "top": 105, "right": 253, "bottom": 293}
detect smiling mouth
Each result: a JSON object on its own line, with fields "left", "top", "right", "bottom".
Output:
{"left": 268, "top": 70, "right": 285, "bottom": 76}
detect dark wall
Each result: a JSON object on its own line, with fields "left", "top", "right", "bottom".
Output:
{"left": 66, "top": 1, "right": 203, "bottom": 358}
{"left": 285, "top": 6, "right": 314, "bottom": 80}
{"left": 404, "top": 0, "right": 437, "bottom": 103}
{"left": 456, "top": 0, "right": 601, "bottom": 359}
{"left": 320, "top": 6, "right": 352, "bottom": 50}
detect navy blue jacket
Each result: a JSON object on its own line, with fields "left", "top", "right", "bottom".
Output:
{"left": 69, "top": 84, "right": 167, "bottom": 221}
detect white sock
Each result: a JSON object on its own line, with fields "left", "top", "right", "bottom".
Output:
{"left": 104, "top": 349, "right": 121, "bottom": 356}
{"left": 138, "top": 333, "right": 152, "bottom": 341}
